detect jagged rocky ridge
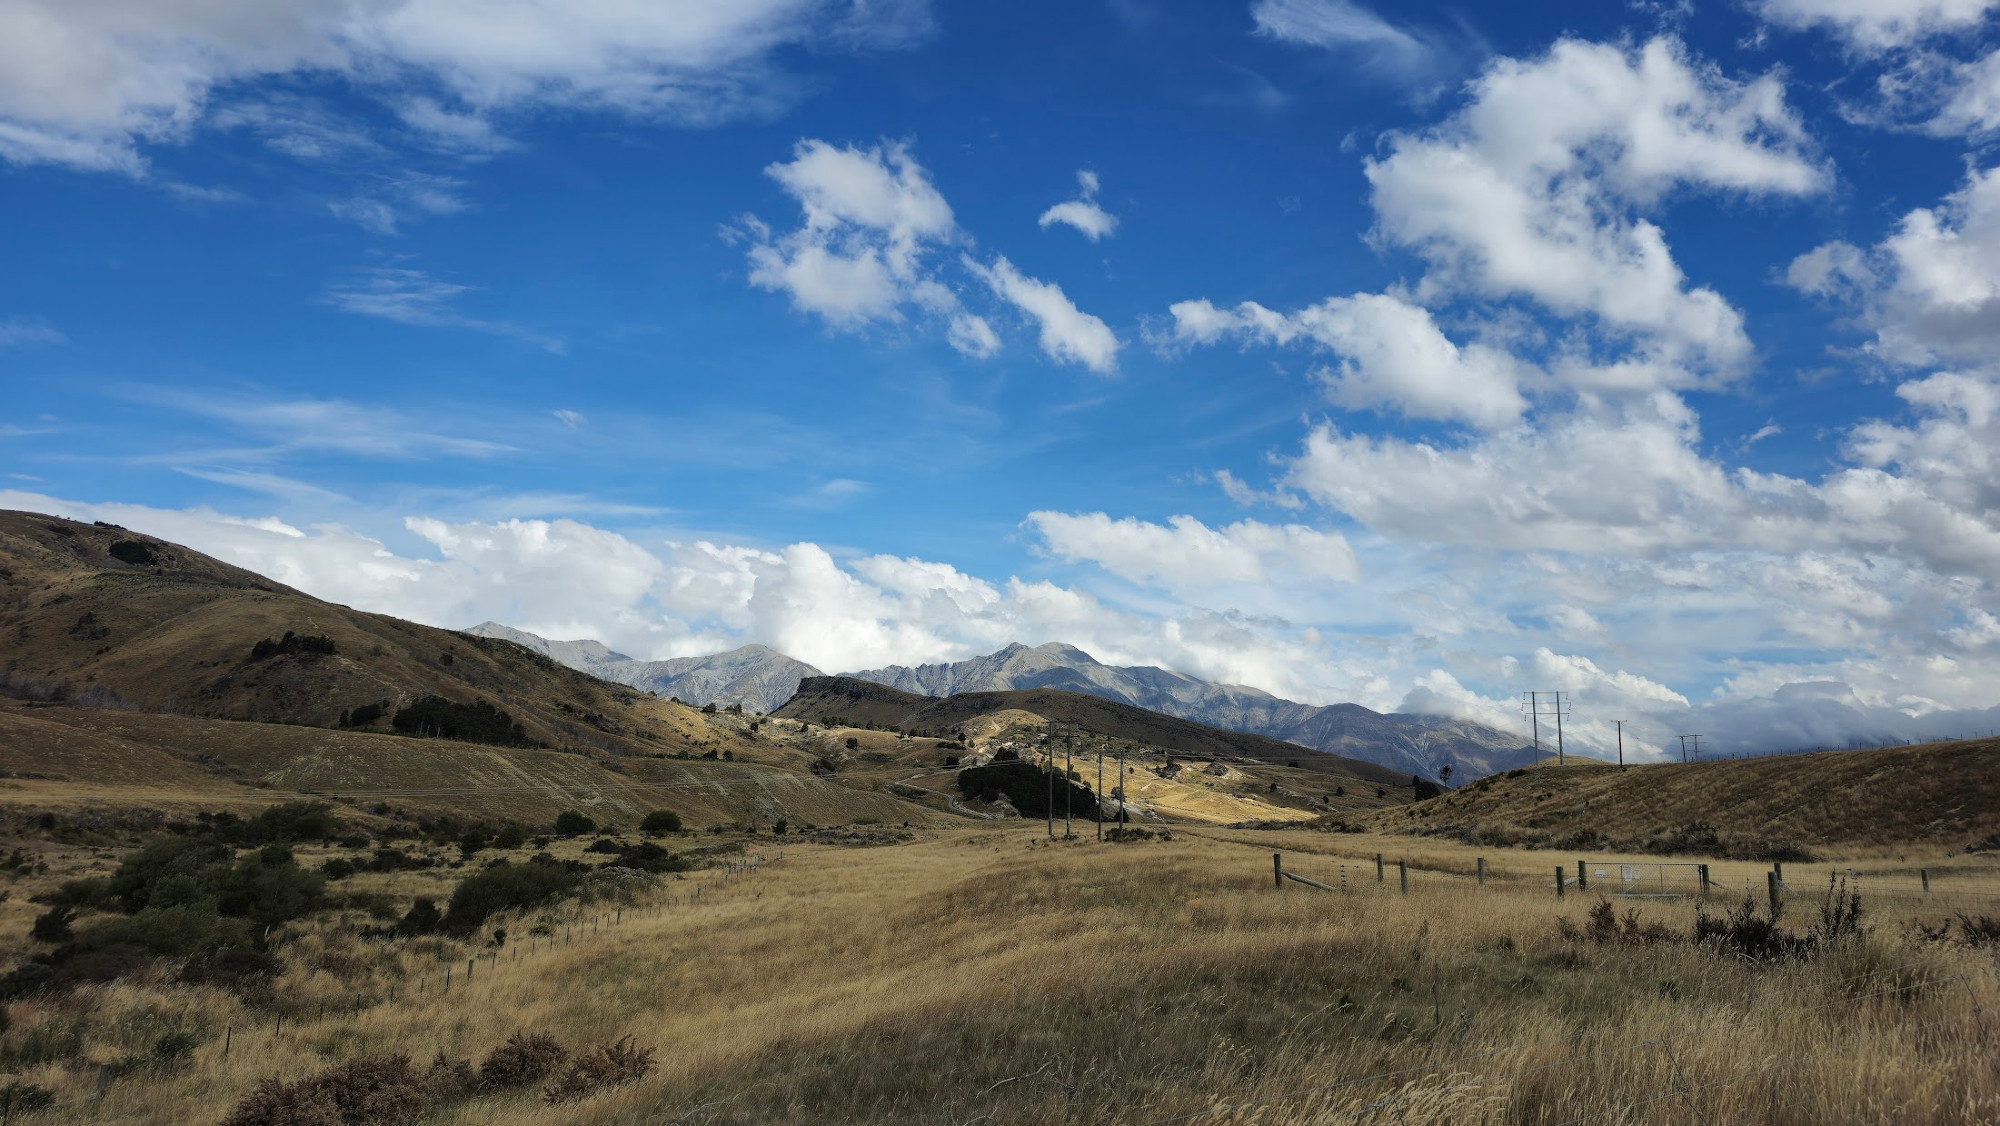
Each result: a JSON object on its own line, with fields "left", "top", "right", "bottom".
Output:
{"left": 463, "top": 627, "right": 1539, "bottom": 779}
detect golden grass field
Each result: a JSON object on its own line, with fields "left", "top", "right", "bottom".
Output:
{"left": 2, "top": 817, "right": 1997, "bottom": 1125}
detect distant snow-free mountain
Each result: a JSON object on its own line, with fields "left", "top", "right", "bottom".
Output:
{"left": 462, "top": 623, "right": 820, "bottom": 716}
{"left": 462, "top": 626, "right": 1539, "bottom": 779}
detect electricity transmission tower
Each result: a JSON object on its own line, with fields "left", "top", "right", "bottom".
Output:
{"left": 1522, "top": 691, "right": 1572, "bottom": 765}
{"left": 1677, "top": 733, "right": 1703, "bottom": 763}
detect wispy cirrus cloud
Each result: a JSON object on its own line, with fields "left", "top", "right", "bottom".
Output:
{"left": 134, "top": 387, "right": 517, "bottom": 462}
{"left": 0, "top": 317, "right": 65, "bottom": 348}
{"left": 325, "top": 266, "right": 565, "bottom": 352}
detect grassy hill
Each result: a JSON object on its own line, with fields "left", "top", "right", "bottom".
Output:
{"left": 1384, "top": 739, "right": 2000, "bottom": 852}
{"left": 775, "top": 675, "right": 1416, "bottom": 790}
{"left": 0, "top": 510, "right": 955, "bottom": 829}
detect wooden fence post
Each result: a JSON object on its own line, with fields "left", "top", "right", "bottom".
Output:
{"left": 1555, "top": 866, "right": 1565, "bottom": 899}
{"left": 1577, "top": 860, "right": 1588, "bottom": 893}
{"left": 1773, "top": 861, "right": 1785, "bottom": 884}
{"left": 1398, "top": 860, "right": 1408, "bottom": 895}
{"left": 1921, "top": 869, "right": 1930, "bottom": 895}
{"left": 1698, "top": 864, "right": 1711, "bottom": 897}
{"left": 1476, "top": 857, "right": 1485, "bottom": 886}
{"left": 1375, "top": 854, "right": 1384, "bottom": 883}
{"left": 1273, "top": 852, "right": 1283, "bottom": 890}
{"left": 223, "top": 1025, "right": 232, "bottom": 1059}
{"left": 1767, "top": 871, "right": 1781, "bottom": 916}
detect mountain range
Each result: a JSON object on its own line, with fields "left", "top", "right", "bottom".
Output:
{"left": 462, "top": 626, "right": 1541, "bottom": 779}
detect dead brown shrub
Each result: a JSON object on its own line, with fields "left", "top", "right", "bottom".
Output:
{"left": 478, "top": 1031, "right": 568, "bottom": 1090}
{"left": 543, "top": 1035, "right": 654, "bottom": 1103}
{"left": 220, "top": 1054, "right": 428, "bottom": 1126}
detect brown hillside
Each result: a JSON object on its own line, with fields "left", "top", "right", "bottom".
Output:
{"left": 1384, "top": 739, "right": 2000, "bottom": 850}
{"left": 0, "top": 509, "right": 715, "bottom": 755}
{"left": 776, "top": 676, "right": 1415, "bottom": 790}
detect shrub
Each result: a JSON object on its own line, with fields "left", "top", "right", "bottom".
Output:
{"left": 392, "top": 695, "right": 535, "bottom": 747}
{"left": 494, "top": 824, "right": 529, "bottom": 850}
{"left": 215, "top": 845, "right": 326, "bottom": 927}
{"left": 479, "top": 1031, "right": 568, "bottom": 1090}
{"left": 1956, "top": 913, "right": 2000, "bottom": 948}
{"left": 421, "top": 1052, "right": 477, "bottom": 1102}
{"left": 178, "top": 947, "right": 279, "bottom": 990}
{"left": 107, "top": 540, "right": 158, "bottom": 566}
{"left": 442, "top": 862, "right": 584, "bottom": 933}
{"left": 1560, "top": 900, "right": 1678, "bottom": 946}
{"left": 243, "top": 801, "right": 340, "bottom": 844}
{"left": 460, "top": 830, "right": 489, "bottom": 857}
{"left": 596, "top": 842, "right": 685, "bottom": 874}
{"left": 221, "top": 1055, "right": 429, "bottom": 1126}
{"left": 844, "top": 736, "right": 859, "bottom": 750}
{"left": 108, "top": 837, "right": 231, "bottom": 913}
{"left": 344, "top": 701, "right": 387, "bottom": 728}
{"left": 29, "top": 905, "right": 74, "bottom": 943}
{"left": 640, "top": 810, "right": 682, "bottom": 835}
{"left": 0, "top": 1081, "right": 54, "bottom": 1113}
{"left": 395, "top": 898, "right": 442, "bottom": 937}
{"left": 544, "top": 1036, "right": 654, "bottom": 1103}
{"left": 553, "top": 811, "right": 596, "bottom": 837}
{"left": 248, "top": 631, "right": 337, "bottom": 661}
{"left": 319, "top": 858, "right": 356, "bottom": 881}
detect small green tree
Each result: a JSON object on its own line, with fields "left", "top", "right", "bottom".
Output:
{"left": 553, "top": 811, "right": 596, "bottom": 837}
{"left": 639, "top": 810, "right": 682, "bottom": 836}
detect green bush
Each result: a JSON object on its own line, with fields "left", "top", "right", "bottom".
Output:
{"left": 479, "top": 1031, "right": 567, "bottom": 1090}
{"left": 553, "top": 811, "right": 596, "bottom": 837}
{"left": 217, "top": 845, "right": 325, "bottom": 927}
{"left": 244, "top": 801, "right": 340, "bottom": 844}
{"left": 68, "top": 903, "right": 256, "bottom": 960}
{"left": 319, "top": 857, "right": 357, "bottom": 881}
{"left": 443, "top": 862, "right": 584, "bottom": 933}
{"left": 107, "top": 540, "right": 158, "bottom": 566}
{"left": 640, "top": 810, "right": 682, "bottom": 835}
{"left": 494, "top": 824, "right": 529, "bottom": 850}
{"left": 108, "top": 837, "right": 231, "bottom": 913}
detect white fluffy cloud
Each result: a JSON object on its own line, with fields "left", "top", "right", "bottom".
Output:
{"left": 1752, "top": 0, "right": 1996, "bottom": 51}
{"left": 1366, "top": 37, "right": 1825, "bottom": 374}
{"left": 1037, "top": 169, "right": 1118, "bottom": 241}
{"left": 966, "top": 255, "right": 1121, "bottom": 372}
{"left": 744, "top": 139, "right": 959, "bottom": 328}
{"left": 1791, "top": 165, "right": 2000, "bottom": 366}
{"left": 740, "top": 139, "right": 1115, "bottom": 369}
{"left": 1027, "top": 511, "right": 1359, "bottom": 593}
{"left": 1166, "top": 294, "right": 1530, "bottom": 429}
{"left": 0, "top": 0, "right": 928, "bottom": 172}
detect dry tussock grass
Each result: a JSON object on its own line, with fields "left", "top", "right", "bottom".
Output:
{"left": 0, "top": 829, "right": 1994, "bottom": 1124}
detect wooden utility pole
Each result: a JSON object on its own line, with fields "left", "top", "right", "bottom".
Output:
{"left": 1046, "top": 720, "right": 1055, "bottom": 840}
{"left": 1524, "top": 691, "right": 1542, "bottom": 763}
{"left": 1063, "top": 727, "right": 1073, "bottom": 839}
{"left": 1095, "top": 743, "right": 1104, "bottom": 841}
{"left": 1614, "top": 720, "right": 1626, "bottom": 769}
{"left": 1554, "top": 694, "right": 1566, "bottom": 765}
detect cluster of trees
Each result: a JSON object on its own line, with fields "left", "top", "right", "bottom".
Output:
{"left": 391, "top": 695, "right": 540, "bottom": 748}
{"left": 248, "top": 631, "right": 337, "bottom": 661}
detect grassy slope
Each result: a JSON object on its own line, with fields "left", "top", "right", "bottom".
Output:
{"left": 1386, "top": 741, "right": 2000, "bottom": 849}
{"left": 776, "top": 676, "right": 1415, "bottom": 787}
{"left": 13, "top": 825, "right": 1996, "bottom": 1126}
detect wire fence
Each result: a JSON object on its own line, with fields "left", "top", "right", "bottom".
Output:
{"left": 1258, "top": 844, "right": 2000, "bottom": 918}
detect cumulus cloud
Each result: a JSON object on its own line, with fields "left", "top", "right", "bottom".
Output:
{"left": 965, "top": 255, "right": 1120, "bottom": 372}
{"left": 0, "top": 0, "right": 930, "bottom": 173}
{"left": 1166, "top": 295, "right": 1531, "bottom": 429}
{"left": 743, "top": 138, "right": 959, "bottom": 327}
{"left": 1752, "top": 0, "right": 1996, "bottom": 51}
{"left": 1027, "top": 511, "right": 1359, "bottom": 593}
{"left": 1366, "top": 37, "right": 1825, "bottom": 375}
{"left": 1790, "top": 165, "right": 2000, "bottom": 366}
{"left": 1037, "top": 169, "right": 1118, "bottom": 241}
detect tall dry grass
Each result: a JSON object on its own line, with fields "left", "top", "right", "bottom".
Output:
{"left": 1, "top": 829, "right": 1995, "bottom": 1124}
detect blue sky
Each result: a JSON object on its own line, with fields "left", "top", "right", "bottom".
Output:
{"left": 5, "top": 0, "right": 2000, "bottom": 760}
